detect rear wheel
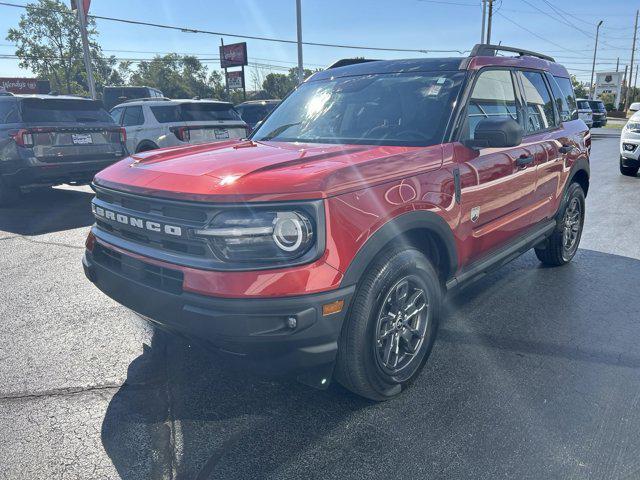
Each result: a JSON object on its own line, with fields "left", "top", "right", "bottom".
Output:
{"left": 620, "top": 156, "right": 639, "bottom": 177}
{"left": 535, "top": 182, "right": 585, "bottom": 266}
{"left": 0, "top": 179, "right": 20, "bottom": 207}
{"left": 335, "top": 247, "right": 442, "bottom": 401}
{"left": 136, "top": 142, "right": 158, "bottom": 153}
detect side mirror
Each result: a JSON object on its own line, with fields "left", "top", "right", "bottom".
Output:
{"left": 472, "top": 117, "right": 523, "bottom": 148}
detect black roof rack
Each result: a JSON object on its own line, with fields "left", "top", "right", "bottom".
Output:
{"left": 469, "top": 43, "right": 555, "bottom": 63}
{"left": 327, "top": 58, "right": 380, "bottom": 69}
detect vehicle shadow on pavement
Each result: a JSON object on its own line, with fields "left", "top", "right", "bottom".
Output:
{"left": 101, "top": 248, "right": 640, "bottom": 480}
{"left": 0, "top": 187, "right": 95, "bottom": 235}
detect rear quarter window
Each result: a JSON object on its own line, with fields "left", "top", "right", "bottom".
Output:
{"left": 179, "top": 103, "right": 241, "bottom": 122}
{"left": 150, "top": 105, "right": 182, "bottom": 123}
{"left": 553, "top": 76, "right": 578, "bottom": 120}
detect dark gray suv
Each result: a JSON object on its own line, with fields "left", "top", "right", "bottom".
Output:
{"left": 0, "top": 94, "right": 127, "bottom": 205}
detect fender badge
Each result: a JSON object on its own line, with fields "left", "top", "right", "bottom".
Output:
{"left": 471, "top": 206, "right": 480, "bottom": 223}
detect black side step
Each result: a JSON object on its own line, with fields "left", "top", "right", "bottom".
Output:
{"left": 446, "top": 220, "right": 556, "bottom": 291}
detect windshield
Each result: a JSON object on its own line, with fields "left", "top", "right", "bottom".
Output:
{"left": 588, "top": 101, "right": 605, "bottom": 111}
{"left": 251, "top": 71, "right": 466, "bottom": 147}
{"left": 577, "top": 100, "right": 591, "bottom": 110}
{"left": 21, "top": 98, "right": 114, "bottom": 123}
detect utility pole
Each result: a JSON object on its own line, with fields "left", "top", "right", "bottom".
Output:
{"left": 589, "top": 20, "right": 603, "bottom": 100}
{"left": 486, "top": 0, "right": 494, "bottom": 45}
{"left": 634, "top": 66, "right": 639, "bottom": 103}
{"left": 625, "top": 9, "right": 638, "bottom": 109}
{"left": 75, "top": 1, "right": 96, "bottom": 99}
{"left": 296, "top": 0, "right": 304, "bottom": 84}
{"left": 481, "top": 0, "right": 487, "bottom": 44}
{"left": 616, "top": 57, "right": 620, "bottom": 72}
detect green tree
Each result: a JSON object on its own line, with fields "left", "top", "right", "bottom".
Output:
{"left": 7, "top": 0, "right": 119, "bottom": 95}
{"left": 571, "top": 75, "right": 588, "bottom": 99}
{"left": 261, "top": 67, "right": 316, "bottom": 99}
{"left": 127, "top": 54, "right": 225, "bottom": 99}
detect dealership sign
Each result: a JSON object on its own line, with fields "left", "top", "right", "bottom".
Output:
{"left": 0, "top": 77, "right": 50, "bottom": 94}
{"left": 594, "top": 71, "right": 624, "bottom": 109}
{"left": 226, "top": 70, "right": 244, "bottom": 90}
{"left": 220, "top": 42, "right": 248, "bottom": 68}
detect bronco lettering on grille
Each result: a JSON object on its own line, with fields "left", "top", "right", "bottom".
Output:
{"left": 92, "top": 204, "right": 183, "bottom": 237}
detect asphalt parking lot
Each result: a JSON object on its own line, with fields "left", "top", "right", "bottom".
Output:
{"left": 1, "top": 133, "right": 639, "bottom": 480}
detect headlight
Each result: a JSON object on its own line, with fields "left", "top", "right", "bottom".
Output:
{"left": 193, "top": 204, "right": 322, "bottom": 267}
{"left": 626, "top": 122, "right": 640, "bottom": 132}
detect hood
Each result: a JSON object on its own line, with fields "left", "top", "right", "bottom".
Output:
{"left": 94, "top": 139, "right": 444, "bottom": 202}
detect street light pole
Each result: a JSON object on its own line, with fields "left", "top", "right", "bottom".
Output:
{"left": 76, "top": 3, "right": 96, "bottom": 99}
{"left": 486, "top": 0, "right": 494, "bottom": 45}
{"left": 480, "top": 0, "right": 487, "bottom": 44}
{"left": 625, "top": 10, "right": 638, "bottom": 109}
{"left": 296, "top": 0, "right": 304, "bottom": 84}
{"left": 589, "top": 20, "right": 603, "bottom": 100}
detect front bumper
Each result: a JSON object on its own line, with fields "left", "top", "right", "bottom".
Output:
{"left": 1, "top": 158, "right": 123, "bottom": 188}
{"left": 83, "top": 244, "right": 355, "bottom": 386}
{"left": 620, "top": 136, "right": 640, "bottom": 161}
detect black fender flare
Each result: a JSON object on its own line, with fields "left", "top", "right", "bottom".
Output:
{"left": 339, "top": 210, "right": 458, "bottom": 287}
{"left": 135, "top": 140, "right": 159, "bottom": 153}
{"left": 555, "top": 156, "right": 590, "bottom": 221}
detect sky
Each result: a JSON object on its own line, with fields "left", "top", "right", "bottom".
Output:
{"left": 0, "top": 0, "right": 639, "bottom": 89}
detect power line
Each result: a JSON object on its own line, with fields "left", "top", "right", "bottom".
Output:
{"left": 0, "top": 1, "right": 468, "bottom": 55}
{"left": 494, "top": 11, "right": 584, "bottom": 55}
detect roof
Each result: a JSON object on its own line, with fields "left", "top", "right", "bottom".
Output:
{"left": 311, "top": 44, "right": 569, "bottom": 82}
{"left": 117, "top": 98, "right": 232, "bottom": 106}
{"left": 11, "top": 94, "right": 94, "bottom": 101}
{"left": 236, "top": 99, "right": 280, "bottom": 106}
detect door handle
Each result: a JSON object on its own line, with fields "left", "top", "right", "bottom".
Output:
{"left": 516, "top": 155, "right": 534, "bottom": 167}
{"left": 559, "top": 144, "right": 574, "bottom": 154}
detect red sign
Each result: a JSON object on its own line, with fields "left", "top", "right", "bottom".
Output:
{"left": 220, "top": 42, "right": 248, "bottom": 68}
{"left": 0, "top": 77, "right": 50, "bottom": 94}
{"left": 226, "top": 70, "right": 244, "bottom": 90}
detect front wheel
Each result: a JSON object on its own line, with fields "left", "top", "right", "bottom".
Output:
{"left": 535, "top": 182, "right": 585, "bottom": 266}
{"left": 335, "top": 247, "right": 442, "bottom": 401}
{"left": 620, "top": 156, "right": 639, "bottom": 177}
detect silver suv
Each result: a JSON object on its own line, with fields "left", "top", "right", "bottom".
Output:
{"left": 109, "top": 98, "right": 249, "bottom": 153}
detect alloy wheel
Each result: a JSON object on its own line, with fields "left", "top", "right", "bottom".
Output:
{"left": 374, "top": 276, "right": 429, "bottom": 376}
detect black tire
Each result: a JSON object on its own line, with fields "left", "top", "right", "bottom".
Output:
{"left": 0, "top": 179, "right": 20, "bottom": 207}
{"left": 620, "top": 156, "right": 639, "bottom": 177}
{"left": 535, "top": 182, "right": 585, "bottom": 266}
{"left": 335, "top": 247, "right": 442, "bottom": 401}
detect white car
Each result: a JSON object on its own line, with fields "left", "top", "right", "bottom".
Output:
{"left": 576, "top": 99, "right": 593, "bottom": 128}
{"left": 109, "top": 98, "right": 249, "bottom": 153}
{"left": 620, "top": 111, "right": 640, "bottom": 176}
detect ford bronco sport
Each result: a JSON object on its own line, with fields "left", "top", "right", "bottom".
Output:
{"left": 83, "top": 44, "right": 590, "bottom": 400}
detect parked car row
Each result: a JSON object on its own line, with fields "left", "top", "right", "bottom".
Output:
{"left": 0, "top": 89, "right": 281, "bottom": 205}
{"left": 576, "top": 98, "right": 607, "bottom": 128}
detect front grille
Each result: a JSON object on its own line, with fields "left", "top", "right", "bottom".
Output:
{"left": 93, "top": 243, "right": 183, "bottom": 294}
{"left": 92, "top": 186, "right": 214, "bottom": 262}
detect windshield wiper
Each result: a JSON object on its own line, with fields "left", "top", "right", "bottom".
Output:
{"left": 259, "top": 122, "right": 301, "bottom": 141}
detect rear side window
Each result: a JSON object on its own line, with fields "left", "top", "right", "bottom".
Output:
{"left": 110, "top": 107, "right": 124, "bottom": 124}
{"left": 463, "top": 69, "right": 519, "bottom": 140}
{"left": 553, "top": 76, "right": 578, "bottom": 120}
{"left": 547, "top": 74, "right": 573, "bottom": 123}
{"left": 150, "top": 103, "right": 241, "bottom": 123}
{"left": 0, "top": 99, "right": 20, "bottom": 124}
{"left": 519, "top": 71, "right": 555, "bottom": 133}
{"left": 21, "top": 99, "right": 114, "bottom": 123}
{"left": 122, "top": 106, "right": 144, "bottom": 126}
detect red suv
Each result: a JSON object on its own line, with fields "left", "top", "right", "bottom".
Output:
{"left": 83, "top": 44, "right": 590, "bottom": 400}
